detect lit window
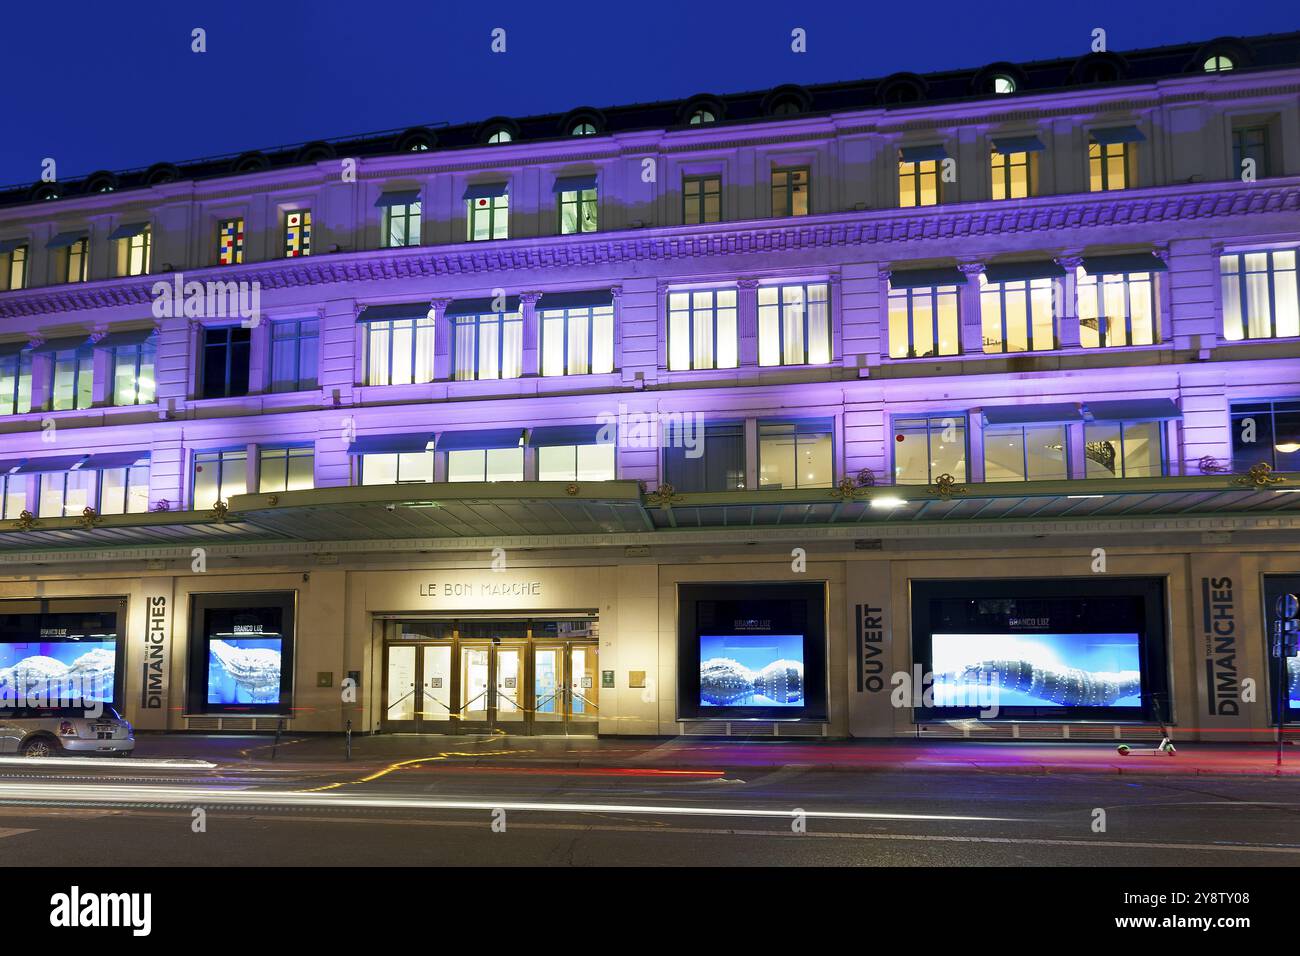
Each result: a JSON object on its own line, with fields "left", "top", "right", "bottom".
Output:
{"left": 447, "top": 447, "right": 524, "bottom": 482}
{"left": 1230, "top": 400, "right": 1300, "bottom": 472}
{"left": 979, "top": 275, "right": 1056, "bottom": 353}
{"left": 893, "top": 416, "right": 967, "bottom": 484}
{"left": 0, "top": 243, "right": 28, "bottom": 290}
{"left": 771, "top": 166, "right": 809, "bottom": 217}
{"left": 757, "top": 281, "right": 831, "bottom": 366}
{"left": 66, "top": 238, "right": 89, "bottom": 282}
{"left": 0, "top": 348, "right": 33, "bottom": 415}
{"left": 217, "top": 219, "right": 244, "bottom": 265}
{"left": 383, "top": 202, "right": 422, "bottom": 248}
{"left": 898, "top": 157, "right": 940, "bottom": 207}
{"left": 983, "top": 425, "right": 1068, "bottom": 482}
{"left": 98, "top": 460, "right": 150, "bottom": 514}
{"left": 111, "top": 335, "right": 157, "bottom": 406}
{"left": 467, "top": 192, "right": 509, "bottom": 241}
{"left": 0, "top": 473, "right": 25, "bottom": 518}
{"left": 114, "top": 225, "right": 151, "bottom": 277}
{"left": 664, "top": 423, "right": 744, "bottom": 492}
{"left": 537, "top": 443, "right": 615, "bottom": 481}
{"left": 1220, "top": 250, "right": 1298, "bottom": 341}
{"left": 1088, "top": 140, "right": 1133, "bottom": 191}
{"left": 284, "top": 210, "right": 312, "bottom": 257}
{"left": 52, "top": 344, "right": 94, "bottom": 411}
{"left": 452, "top": 309, "right": 523, "bottom": 381}
{"left": 38, "top": 469, "right": 93, "bottom": 518}
{"left": 259, "top": 447, "right": 315, "bottom": 493}
{"left": 487, "top": 129, "right": 513, "bottom": 144}
{"left": 571, "top": 122, "right": 597, "bottom": 136}
{"left": 1084, "top": 421, "right": 1163, "bottom": 478}
{"left": 990, "top": 149, "right": 1035, "bottom": 200}
{"left": 993, "top": 75, "right": 1016, "bottom": 94}
{"left": 1203, "top": 55, "right": 1234, "bottom": 72}
{"left": 365, "top": 317, "right": 435, "bottom": 386}
{"left": 559, "top": 187, "right": 597, "bottom": 235}
{"left": 888, "top": 283, "right": 960, "bottom": 358}
{"left": 361, "top": 452, "right": 433, "bottom": 485}
{"left": 1076, "top": 266, "right": 1159, "bottom": 347}
{"left": 192, "top": 450, "right": 247, "bottom": 507}
{"left": 688, "top": 110, "right": 715, "bottom": 125}
{"left": 758, "top": 421, "right": 833, "bottom": 490}
{"left": 667, "top": 288, "right": 738, "bottom": 371}
{"left": 1232, "top": 125, "right": 1271, "bottom": 179}
{"left": 540, "top": 305, "right": 615, "bottom": 376}
{"left": 270, "top": 319, "right": 320, "bottom": 392}
{"left": 682, "top": 175, "right": 721, "bottom": 224}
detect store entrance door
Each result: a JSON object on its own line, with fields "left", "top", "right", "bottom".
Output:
{"left": 379, "top": 619, "right": 598, "bottom": 736}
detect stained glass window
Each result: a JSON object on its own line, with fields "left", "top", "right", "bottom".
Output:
{"left": 284, "top": 210, "right": 312, "bottom": 257}
{"left": 218, "top": 218, "right": 244, "bottom": 265}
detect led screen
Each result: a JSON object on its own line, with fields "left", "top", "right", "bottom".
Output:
{"left": 207, "top": 637, "right": 283, "bottom": 705}
{"left": 0, "top": 640, "right": 117, "bottom": 704}
{"left": 931, "top": 632, "right": 1142, "bottom": 708}
{"left": 700, "top": 633, "right": 805, "bottom": 708}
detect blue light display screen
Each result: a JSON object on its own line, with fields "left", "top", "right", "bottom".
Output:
{"left": 206, "top": 636, "right": 283, "bottom": 705}
{"left": 931, "top": 632, "right": 1142, "bottom": 708}
{"left": 0, "top": 640, "right": 117, "bottom": 704}
{"left": 700, "top": 633, "right": 805, "bottom": 707}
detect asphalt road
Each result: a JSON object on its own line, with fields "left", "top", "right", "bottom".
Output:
{"left": 0, "top": 754, "right": 1297, "bottom": 866}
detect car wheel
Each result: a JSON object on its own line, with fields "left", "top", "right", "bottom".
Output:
{"left": 19, "top": 736, "right": 60, "bottom": 758}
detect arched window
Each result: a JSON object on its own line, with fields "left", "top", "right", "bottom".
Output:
{"left": 570, "top": 122, "right": 597, "bottom": 136}
{"left": 1203, "top": 54, "right": 1234, "bottom": 72}
{"left": 688, "top": 109, "right": 715, "bottom": 125}
{"left": 992, "top": 75, "right": 1016, "bottom": 94}
{"left": 487, "top": 129, "right": 513, "bottom": 144}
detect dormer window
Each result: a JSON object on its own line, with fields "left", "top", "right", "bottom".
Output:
{"left": 487, "top": 129, "right": 513, "bottom": 144}
{"left": 992, "top": 75, "right": 1016, "bottom": 94}
{"left": 688, "top": 110, "right": 716, "bottom": 125}
{"left": 1203, "top": 55, "right": 1234, "bottom": 72}
{"left": 570, "top": 122, "right": 597, "bottom": 136}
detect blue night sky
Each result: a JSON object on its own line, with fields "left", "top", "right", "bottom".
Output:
{"left": 0, "top": 0, "right": 1293, "bottom": 187}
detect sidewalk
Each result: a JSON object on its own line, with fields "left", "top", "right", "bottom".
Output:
{"left": 129, "top": 732, "right": 1300, "bottom": 777}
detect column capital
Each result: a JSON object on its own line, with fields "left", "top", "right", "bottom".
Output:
{"left": 957, "top": 261, "right": 986, "bottom": 278}
{"left": 518, "top": 291, "right": 544, "bottom": 305}
{"left": 1152, "top": 244, "right": 1171, "bottom": 265}
{"left": 737, "top": 277, "right": 761, "bottom": 290}
{"left": 1055, "top": 252, "right": 1084, "bottom": 270}
{"left": 609, "top": 285, "right": 623, "bottom": 299}
{"left": 429, "top": 297, "right": 453, "bottom": 315}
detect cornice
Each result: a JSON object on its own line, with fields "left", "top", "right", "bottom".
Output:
{"left": 1, "top": 178, "right": 1297, "bottom": 319}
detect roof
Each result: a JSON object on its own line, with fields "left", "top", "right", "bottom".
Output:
{"left": 2, "top": 31, "right": 1297, "bottom": 210}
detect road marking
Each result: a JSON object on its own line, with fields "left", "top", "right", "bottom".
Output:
{"left": 0, "top": 756, "right": 216, "bottom": 770}
{"left": 0, "top": 782, "right": 1015, "bottom": 823}
{"left": 0, "top": 827, "right": 34, "bottom": 839}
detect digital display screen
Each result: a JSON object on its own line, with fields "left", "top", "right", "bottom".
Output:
{"left": 0, "top": 640, "right": 117, "bottom": 704}
{"left": 700, "top": 634, "right": 805, "bottom": 708}
{"left": 1290, "top": 659, "right": 1299, "bottom": 710}
{"left": 206, "top": 636, "right": 283, "bottom": 705}
{"left": 931, "top": 632, "right": 1142, "bottom": 708}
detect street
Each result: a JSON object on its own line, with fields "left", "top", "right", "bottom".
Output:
{"left": 1, "top": 736, "right": 1297, "bottom": 866}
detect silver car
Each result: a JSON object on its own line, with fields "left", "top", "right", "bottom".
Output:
{"left": 0, "top": 706, "right": 135, "bottom": 757}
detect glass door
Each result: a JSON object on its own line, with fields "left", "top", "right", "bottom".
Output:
{"left": 567, "top": 642, "right": 599, "bottom": 734}
{"left": 493, "top": 644, "right": 527, "bottom": 733}
{"left": 531, "top": 642, "right": 599, "bottom": 734}
{"left": 420, "top": 644, "right": 455, "bottom": 733}
{"left": 459, "top": 644, "right": 492, "bottom": 732}
{"left": 384, "top": 645, "right": 419, "bottom": 732}
{"left": 533, "top": 645, "right": 564, "bottom": 730}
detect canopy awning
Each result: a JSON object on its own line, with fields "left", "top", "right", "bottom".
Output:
{"left": 15, "top": 455, "right": 86, "bottom": 474}
{"left": 348, "top": 434, "right": 434, "bottom": 455}
{"left": 983, "top": 403, "right": 1084, "bottom": 425}
{"left": 1086, "top": 399, "right": 1181, "bottom": 422}
{"left": 899, "top": 144, "right": 948, "bottom": 163}
{"left": 374, "top": 190, "right": 421, "bottom": 207}
{"left": 528, "top": 425, "right": 610, "bottom": 447}
{"left": 81, "top": 452, "right": 150, "bottom": 470}
{"left": 445, "top": 296, "right": 521, "bottom": 317}
{"left": 1091, "top": 125, "right": 1145, "bottom": 145}
{"left": 357, "top": 302, "right": 431, "bottom": 323}
{"left": 106, "top": 222, "right": 149, "bottom": 241}
{"left": 437, "top": 428, "right": 525, "bottom": 451}
{"left": 992, "top": 135, "right": 1046, "bottom": 153}
{"left": 982, "top": 260, "right": 1066, "bottom": 283}
{"left": 888, "top": 266, "right": 966, "bottom": 289}
{"left": 1081, "top": 252, "right": 1168, "bottom": 275}
{"left": 537, "top": 289, "right": 614, "bottom": 311}
{"left": 94, "top": 327, "right": 157, "bottom": 350}
{"left": 31, "top": 335, "right": 90, "bottom": 354}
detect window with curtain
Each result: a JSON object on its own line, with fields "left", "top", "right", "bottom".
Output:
{"left": 1232, "top": 125, "right": 1272, "bottom": 179}
{"left": 467, "top": 194, "right": 509, "bottom": 241}
{"left": 980, "top": 276, "right": 1056, "bottom": 353}
{"left": 990, "top": 150, "right": 1035, "bottom": 200}
{"left": 66, "top": 238, "right": 89, "bottom": 282}
{"left": 663, "top": 423, "right": 745, "bottom": 492}
{"left": 0, "top": 473, "right": 27, "bottom": 518}
{"left": 0, "top": 349, "right": 32, "bottom": 415}
{"left": 898, "top": 159, "right": 939, "bottom": 207}
{"left": 1083, "top": 421, "right": 1164, "bottom": 478}
{"left": 682, "top": 176, "right": 722, "bottom": 224}
{"left": 361, "top": 452, "right": 434, "bottom": 485}
{"left": 259, "top": 447, "right": 315, "bottom": 492}
{"left": 98, "top": 461, "right": 150, "bottom": 515}
{"left": 365, "top": 317, "right": 435, "bottom": 386}
{"left": 667, "top": 288, "right": 738, "bottom": 371}
{"left": 115, "top": 226, "right": 151, "bottom": 277}
{"left": 758, "top": 421, "right": 833, "bottom": 489}
{"left": 192, "top": 450, "right": 247, "bottom": 507}
{"left": 536, "top": 443, "right": 615, "bottom": 481}
{"left": 52, "top": 345, "right": 94, "bottom": 410}
{"left": 111, "top": 337, "right": 157, "bottom": 406}
{"left": 1220, "top": 250, "right": 1299, "bottom": 341}
{"left": 452, "top": 311, "right": 523, "bottom": 381}
{"left": 1076, "top": 267, "right": 1159, "bottom": 348}
{"left": 887, "top": 284, "right": 960, "bottom": 358}
{"left": 559, "top": 188, "right": 597, "bottom": 235}
{"left": 983, "top": 425, "right": 1069, "bottom": 482}
{"left": 383, "top": 202, "right": 422, "bottom": 248}
{"left": 0, "top": 243, "right": 27, "bottom": 291}
{"left": 447, "top": 448, "right": 524, "bottom": 482}
{"left": 771, "top": 167, "right": 809, "bottom": 217}
{"left": 38, "top": 469, "right": 93, "bottom": 518}
{"left": 892, "top": 415, "right": 968, "bottom": 484}
{"left": 1088, "top": 141, "right": 1132, "bottom": 191}
{"left": 540, "top": 305, "right": 614, "bottom": 376}
{"left": 757, "top": 281, "right": 831, "bottom": 366}
{"left": 270, "top": 319, "right": 320, "bottom": 392}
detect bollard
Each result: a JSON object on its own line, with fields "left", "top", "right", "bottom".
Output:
{"left": 345, "top": 719, "right": 352, "bottom": 761}
{"left": 272, "top": 718, "right": 283, "bottom": 760}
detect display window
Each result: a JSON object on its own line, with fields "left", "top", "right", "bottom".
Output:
{"left": 186, "top": 593, "right": 295, "bottom": 715}
{"left": 0, "top": 600, "right": 124, "bottom": 713}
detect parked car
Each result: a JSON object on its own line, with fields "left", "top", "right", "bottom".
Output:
{"left": 0, "top": 706, "right": 135, "bottom": 757}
